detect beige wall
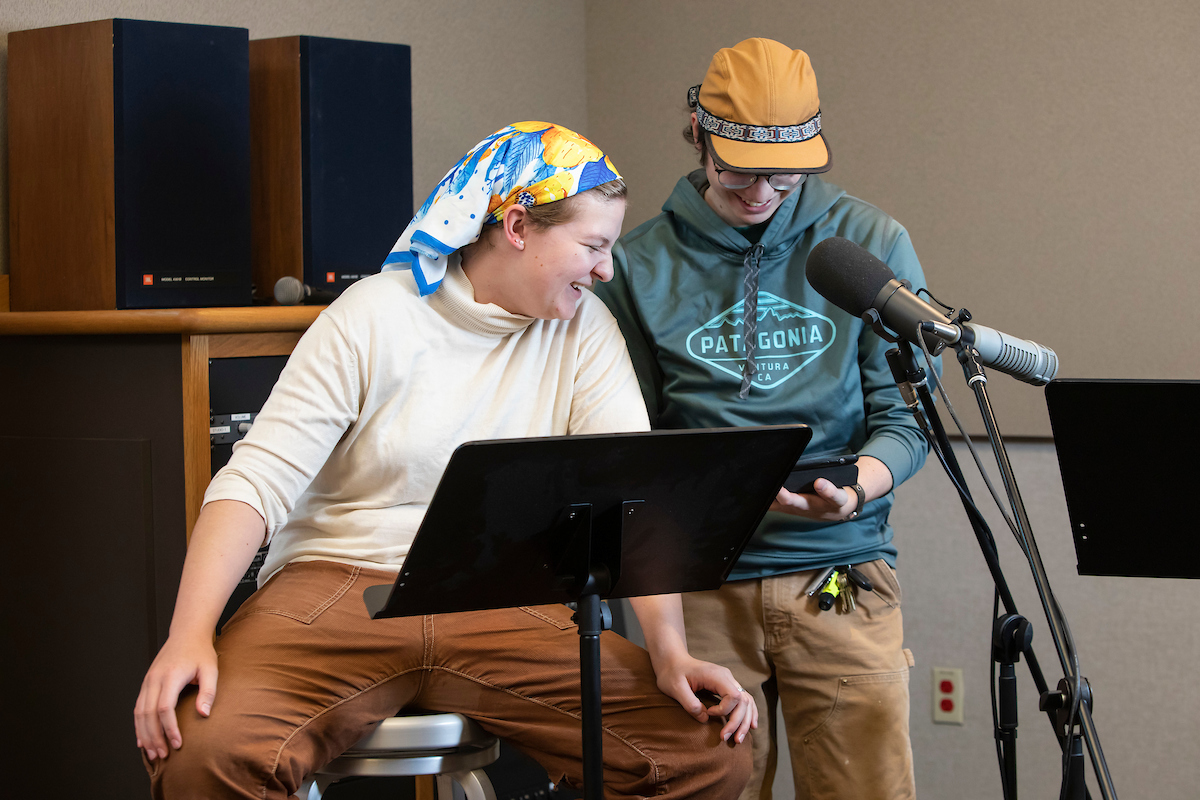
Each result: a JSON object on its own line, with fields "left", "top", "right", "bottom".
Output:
{"left": 587, "top": 0, "right": 1200, "bottom": 437}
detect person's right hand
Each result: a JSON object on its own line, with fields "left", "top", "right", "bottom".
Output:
{"left": 134, "top": 635, "right": 219, "bottom": 761}
{"left": 770, "top": 478, "right": 854, "bottom": 521}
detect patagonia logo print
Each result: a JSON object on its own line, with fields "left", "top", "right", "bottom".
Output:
{"left": 686, "top": 292, "right": 835, "bottom": 389}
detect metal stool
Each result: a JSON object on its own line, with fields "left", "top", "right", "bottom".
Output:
{"left": 300, "top": 712, "right": 500, "bottom": 800}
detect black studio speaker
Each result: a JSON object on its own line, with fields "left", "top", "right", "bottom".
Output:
{"left": 251, "top": 35, "right": 413, "bottom": 301}
{"left": 9, "top": 19, "right": 253, "bottom": 310}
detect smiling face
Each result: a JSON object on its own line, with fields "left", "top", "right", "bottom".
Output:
{"left": 477, "top": 191, "right": 626, "bottom": 320}
{"left": 700, "top": 151, "right": 802, "bottom": 228}
{"left": 691, "top": 115, "right": 804, "bottom": 229}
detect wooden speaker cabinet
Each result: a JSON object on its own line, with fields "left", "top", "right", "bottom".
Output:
{"left": 250, "top": 35, "right": 413, "bottom": 302}
{"left": 0, "top": 306, "right": 319, "bottom": 797}
{"left": 8, "top": 19, "right": 252, "bottom": 311}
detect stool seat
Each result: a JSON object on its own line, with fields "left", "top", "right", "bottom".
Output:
{"left": 302, "top": 712, "right": 500, "bottom": 799}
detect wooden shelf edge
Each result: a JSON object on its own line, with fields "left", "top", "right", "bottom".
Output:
{"left": 0, "top": 304, "right": 325, "bottom": 336}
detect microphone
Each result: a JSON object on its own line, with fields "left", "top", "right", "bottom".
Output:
{"left": 957, "top": 322, "right": 1058, "bottom": 387}
{"left": 806, "top": 237, "right": 1058, "bottom": 386}
{"left": 273, "top": 276, "right": 339, "bottom": 306}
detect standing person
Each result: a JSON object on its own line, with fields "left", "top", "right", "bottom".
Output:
{"left": 597, "top": 40, "right": 934, "bottom": 800}
{"left": 133, "top": 122, "right": 756, "bottom": 799}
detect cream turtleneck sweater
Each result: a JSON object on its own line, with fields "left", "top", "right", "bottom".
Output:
{"left": 204, "top": 260, "right": 649, "bottom": 584}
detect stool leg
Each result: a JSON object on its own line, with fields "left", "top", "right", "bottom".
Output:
{"left": 435, "top": 774, "right": 456, "bottom": 799}
{"left": 448, "top": 769, "right": 497, "bottom": 800}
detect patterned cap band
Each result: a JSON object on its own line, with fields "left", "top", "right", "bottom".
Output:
{"left": 688, "top": 84, "right": 821, "bottom": 144}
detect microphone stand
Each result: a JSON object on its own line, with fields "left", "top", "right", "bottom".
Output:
{"left": 951, "top": 339, "right": 1116, "bottom": 800}
{"left": 993, "top": 613, "right": 1033, "bottom": 800}
{"left": 877, "top": 324, "right": 1115, "bottom": 800}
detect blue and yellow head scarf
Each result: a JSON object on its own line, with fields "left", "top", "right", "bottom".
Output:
{"left": 383, "top": 121, "right": 622, "bottom": 295}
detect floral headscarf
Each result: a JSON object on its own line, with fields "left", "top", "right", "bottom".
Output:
{"left": 383, "top": 121, "right": 622, "bottom": 295}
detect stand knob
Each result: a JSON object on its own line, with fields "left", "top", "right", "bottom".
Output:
{"left": 1039, "top": 676, "right": 1094, "bottom": 737}
{"left": 992, "top": 614, "right": 1032, "bottom": 664}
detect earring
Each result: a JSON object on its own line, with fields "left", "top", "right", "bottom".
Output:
{"left": 517, "top": 239, "right": 525, "bottom": 248}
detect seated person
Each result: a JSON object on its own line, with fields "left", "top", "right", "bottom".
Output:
{"left": 133, "top": 122, "right": 756, "bottom": 800}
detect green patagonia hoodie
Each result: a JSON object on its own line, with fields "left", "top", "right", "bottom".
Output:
{"left": 597, "top": 171, "right": 938, "bottom": 578}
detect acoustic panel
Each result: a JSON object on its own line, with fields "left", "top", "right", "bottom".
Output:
{"left": 0, "top": 436, "right": 157, "bottom": 794}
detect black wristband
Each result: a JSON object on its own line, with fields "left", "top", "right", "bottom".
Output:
{"left": 844, "top": 483, "right": 866, "bottom": 521}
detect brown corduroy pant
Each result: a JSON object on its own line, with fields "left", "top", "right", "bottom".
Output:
{"left": 146, "top": 560, "right": 751, "bottom": 799}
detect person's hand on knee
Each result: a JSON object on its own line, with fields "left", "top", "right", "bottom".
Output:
{"left": 134, "top": 634, "right": 219, "bottom": 761}
{"left": 656, "top": 655, "right": 758, "bottom": 744}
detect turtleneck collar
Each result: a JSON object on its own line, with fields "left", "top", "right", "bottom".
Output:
{"left": 428, "top": 254, "right": 539, "bottom": 337}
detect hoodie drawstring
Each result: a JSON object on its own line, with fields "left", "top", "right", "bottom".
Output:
{"left": 739, "top": 243, "right": 765, "bottom": 399}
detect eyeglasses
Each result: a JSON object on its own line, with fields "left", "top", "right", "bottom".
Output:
{"left": 713, "top": 166, "right": 806, "bottom": 191}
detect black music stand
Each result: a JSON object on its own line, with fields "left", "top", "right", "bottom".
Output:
{"left": 1046, "top": 379, "right": 1200, "bottom": 579}
{"left": 364, "top": 424, "right": 812, "bottom": 799}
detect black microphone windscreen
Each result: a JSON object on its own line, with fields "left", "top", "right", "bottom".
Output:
{"left": 805, "top": 237, "right": 897, "bottom": 317}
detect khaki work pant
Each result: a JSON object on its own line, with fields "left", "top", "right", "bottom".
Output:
{"left": 683, "top": 560, "right": 915, "bottom": 800}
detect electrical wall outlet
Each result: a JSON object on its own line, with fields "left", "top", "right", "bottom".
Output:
{"left": 933, "top": 667, "right": 964, "bottom": 724}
